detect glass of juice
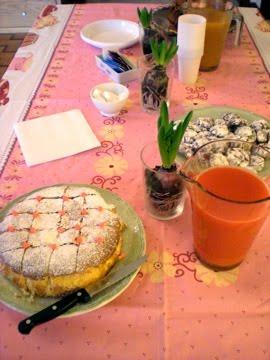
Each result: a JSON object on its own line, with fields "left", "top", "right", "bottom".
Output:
{"left": 180, "top": 139, "right": 270, "bottom": 270}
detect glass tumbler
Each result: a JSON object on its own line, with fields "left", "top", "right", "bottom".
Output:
{"left": 141, "top": 141, "right": 185, "bottom": 220}
{"left": 137, "top": 55, "right": 175, "bottom": 113}
{"left": 180, "top": 139, "right": 270, "bottom": 270}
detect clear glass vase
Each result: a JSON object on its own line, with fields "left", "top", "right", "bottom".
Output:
{"left": 137, "top": 55, "right": 175, "bottom": 113}
{"left": 141, "top": 141, "right": 185, "bottom": 220}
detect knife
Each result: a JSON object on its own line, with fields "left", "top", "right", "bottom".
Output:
{"left": 18, "top": 255, "right": 146, "bottom": 335}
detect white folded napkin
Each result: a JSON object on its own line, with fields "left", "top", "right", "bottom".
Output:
{"left": 14, "top": 109, "right": 101, "bottom": 166}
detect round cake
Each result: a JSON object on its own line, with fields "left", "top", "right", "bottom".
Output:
{"left": 0, "top": 185, "right": 123, "bottom": 297}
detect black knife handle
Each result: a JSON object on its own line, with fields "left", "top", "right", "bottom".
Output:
{"left": 18, "top": 288, "right": 91, "bottom": 335}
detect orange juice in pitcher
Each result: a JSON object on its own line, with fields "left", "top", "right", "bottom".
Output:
{"left": 187, "top": 0, "right": 231, "bottom": 71}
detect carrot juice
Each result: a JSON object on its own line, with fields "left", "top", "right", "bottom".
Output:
{"left": 191, "top": 166, "right": 270, "bottom": 269}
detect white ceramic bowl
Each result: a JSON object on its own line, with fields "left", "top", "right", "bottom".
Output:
{"left": 90, "top": 82, "right": 129, "bottom": 117}
{"left": 80, "top": 19, "right": 139, "bottom": 49}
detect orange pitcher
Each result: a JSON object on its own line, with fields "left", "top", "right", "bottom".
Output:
{"left": 187, "top": 0, "right": 240, "bottom": 71}
{"left": 180, "top": 140, "right": 270, "bottom": 270}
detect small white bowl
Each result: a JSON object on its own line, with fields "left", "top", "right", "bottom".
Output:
{"left": 90, "top": 82, "right": 129, "bottom": 117}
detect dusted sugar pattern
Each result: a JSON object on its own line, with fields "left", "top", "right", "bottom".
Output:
{"left": 0, "top": 186, "right": 122, "bottom": 280}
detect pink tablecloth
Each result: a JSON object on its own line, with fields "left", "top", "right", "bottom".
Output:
{"left": 1, "top": 4, "right": 270, "bottom": 360}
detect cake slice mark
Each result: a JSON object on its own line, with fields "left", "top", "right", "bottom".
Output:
{"left": 20, "top": 203, "right": 35, "bottom": 273}
{"left": 74, "top": 193, "right": 88, "bottom": 272}
{"left": 48, "top": 243, "right": 59, "bottom": 251}
{"left": 0, "top": 246, "right": 24, "bottom": 254}
{"left": 57, "top": 226, "right": 65, "bottom": 233}
{"left": 7, "top": 225, "right": 16, "bottom": 232}
{"left": 6, "top": 189, "right": 105, "bottom": 220}
{"left": 47, "top": 186, "right": 68, "bottom": 285}
{"left": 22, "top": 240, "right": 31, "bottom": 249}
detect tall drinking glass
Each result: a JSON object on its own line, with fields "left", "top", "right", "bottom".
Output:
{"left": 180, "top": 140, "right": 270, "bottom": 270}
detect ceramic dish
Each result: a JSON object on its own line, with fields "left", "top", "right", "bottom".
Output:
{"left": 80, "top": 20, "right": 139, "bottom": 49}
{"left": 90, "top": 82, "right": 129, "bottom": 117}
{"left": 177, "top": 106, "right": 269, "bottom": 126}
{"left": 176, "top": 106, "right": 270, "bottom": 177}
{"left": 0, "top": 184, "right": 146, "bottom": 317}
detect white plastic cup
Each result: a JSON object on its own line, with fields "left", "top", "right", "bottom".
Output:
{"left": 177, "top": 14, "right": 206, "bottom": 54}
{"left": 177, "top": 54, "right": 202, "bottom": 85}
{"left": 177, "top": 14, "right": 206, "bottom": 84}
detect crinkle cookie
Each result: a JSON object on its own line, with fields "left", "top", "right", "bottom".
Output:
{"left": 250, "top": 119, "right": 269, "bottom": 131}
{"left": 179, "top": 143, "right": 193, "bottom": 158}
{"left": 251, "top": 144, "right": 270, "bottom": 159}
{"left": 209, "top": 153, "right": 229, "bottom": 167}
{"left": 194, "top": 117, "right": 214, "bottom": 130}
{"left": 180, "top": 111, "right": 269, "bottom": 174}
{"left": 234, "top": 126, "right": 256, "bottom": 141}
{"left": 222, "top": 112, "right": 241, "bottom": 123}
{"left": 184, "top": 129, "right": 197, "bottom": 144}
{"left": 256, "top": 130, "right": 269, "bottom": 143}
{"left": 214, "top": 118, "right": 226, "bottom": 126}
{"left": 210, "top": 124, "right": 229, "bottom": 138}
{"left": 192, "top": 136, "right": 210, "bottom": 152}
{"left": 249, "top": 155, "right": 265, "bottom": 172}
{"left": 226, "top": 148, "right": 250, "bottom": 167}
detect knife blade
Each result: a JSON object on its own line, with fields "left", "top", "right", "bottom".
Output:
{"left": 18, "top": 255, "right": 146, "bottom": 335}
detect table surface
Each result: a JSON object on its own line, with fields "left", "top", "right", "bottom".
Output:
{"left": 1, "top": 4, "right": 270, "bottom": 360}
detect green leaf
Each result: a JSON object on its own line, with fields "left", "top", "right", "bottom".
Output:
{"left": 164, "top": 39, "right": 178, "bottom": 66}
{"left": 137, "top": 7, "right": 152, "bottom": 28}
{"left": 157, "top": 105, "right": 193, "bottom": 168}
{"left": 179, "top": 111, "right": 193, "bottom": 143}
{"left": 150, "top": 39, "right": 159, "bottom": 64}
{"left": 158, "top": 101, "right": 169, "bottom": 130}
{"left": 171, "top": 111, "right": 193, "bottom": 158}
{"left": 159, "top": 41, "right": 166, "bottom": 66}
{"left": 150, "top": 39, "right": 178, "bottom": 66}
{"left": 158, "top": 125, "right": 169, "bottom": 167}
{"left": 164, "top": 40, "right": 174, "bottom": 63}
{"left": 148, "top": 9, "right": 153, "bottom": 24}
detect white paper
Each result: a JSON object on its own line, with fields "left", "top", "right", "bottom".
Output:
{"left": 15, "top": 109, "right": 101, "bottom": 166}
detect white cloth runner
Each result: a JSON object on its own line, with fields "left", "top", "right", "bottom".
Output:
{"left": 15, "top": 109, "right": 101, "bottom": 167}
{"left": 0, "top": 4, "right": 74, "bottom": 173}
{"left": 239, "top": 7, "right": 270, "bottom": 73}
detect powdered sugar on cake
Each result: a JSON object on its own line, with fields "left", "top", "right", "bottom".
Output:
{"left": 0, "top": 185, "right": 123, "bottom": 280}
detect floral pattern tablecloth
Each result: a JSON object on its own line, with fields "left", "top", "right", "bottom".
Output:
{"left": 0, "top": 4, "right": 73, "bottom": 171}
{"left": 0, "top": 4, "right": 270, "bottom": 360}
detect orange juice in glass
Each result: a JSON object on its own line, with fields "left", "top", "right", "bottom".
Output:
{"left": 180, "top": 140, "right": 270, "bottom": 270}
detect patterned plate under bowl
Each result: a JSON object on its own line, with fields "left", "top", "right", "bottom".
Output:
{"left": 0, "top": 184, "right": 146, "bottom": 317}
{"left": 176, "top": 106, "right": 270, "bottom": 178}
